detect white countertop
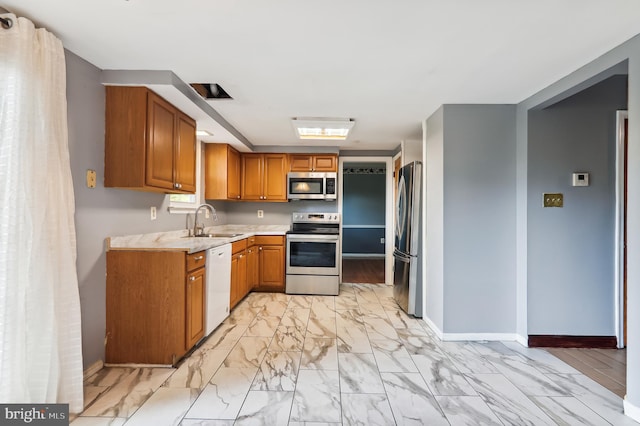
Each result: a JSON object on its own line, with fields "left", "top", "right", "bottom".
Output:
{"left": 107, "top": 224, "right": 290, "bottom": 254}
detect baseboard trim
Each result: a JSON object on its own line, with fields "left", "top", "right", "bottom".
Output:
{"left": 624, "top": 398, "right": 640, "bottom": 422}
{"left": 419, "top": 318, "right": 519, "bottom": 343}
{"left": 528, "top": 335, "right": 617, "bottom": 348}
{"left": 83, "top": 359, "right": 104, "bottom": 381}
{"left": 442, "top": 333, "right": 519, "bottom": 342}
{"left": 516, "top": 334, "right": 529, "bottom": 347}
{"left": 420, "top": 316, "right": 444, "bottom": 340}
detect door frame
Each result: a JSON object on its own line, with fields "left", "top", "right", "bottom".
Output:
{"left": 615, "top": 110, "right": 628, "bottom": 348}
{"left": 338, "top": 156, "right": 394, "bottom": 285}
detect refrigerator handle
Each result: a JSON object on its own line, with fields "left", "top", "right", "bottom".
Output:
{"left": 393, "top": 248, "right": 412, "bottom": 261}
{"left": 395, "top": 175, "right": 407, "bottom": 239}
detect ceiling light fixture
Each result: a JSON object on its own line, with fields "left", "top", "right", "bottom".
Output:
{"left": 291, "top": 117, "right": 354, "bottom": 140}
{"left": 196, "top": 130, "right": 213, "bottom": 137}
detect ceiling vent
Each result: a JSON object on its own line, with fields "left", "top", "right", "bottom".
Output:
{"left": 190, "top": 83, "right": 233, "bottom": 100}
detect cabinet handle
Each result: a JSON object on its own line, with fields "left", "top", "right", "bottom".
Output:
{"left": 194, "top": 255, "right": 204, "bottom": 260}
{"left": 259, "top": 247, "right": 263, "bottom": 251}
{"left": 175, "top": 183, "right": 182, "bottom": 189}
{"left": 189, "top": 276, "right": 195, "bottom": 281}
{"left": 239, "top": 254, "right": 244, "bottom": 258}
{"left": 237, "top": 195, "right": 240, "bottom": 199}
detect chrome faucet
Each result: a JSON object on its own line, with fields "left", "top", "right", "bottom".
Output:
{"left": 193, "top": 204, "right": 217, "bottom": 236}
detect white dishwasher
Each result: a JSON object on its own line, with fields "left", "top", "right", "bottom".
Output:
{"left": 206, "top": 244, "right": 231, "bottom": 335}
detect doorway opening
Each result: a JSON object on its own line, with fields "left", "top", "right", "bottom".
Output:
{"left": 615, "top": 110, "right": 628, "bottom": 348}
{"left": 339, "top": 157, "right": 393, "bottom": 285}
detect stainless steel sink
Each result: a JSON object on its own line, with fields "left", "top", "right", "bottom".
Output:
{"left": 186, "top": 233, "right": 244, "bottom": 238}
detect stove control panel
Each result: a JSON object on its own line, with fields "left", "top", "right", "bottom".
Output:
{"left": 292, "top": 212, "right": 340, "bottom": 224}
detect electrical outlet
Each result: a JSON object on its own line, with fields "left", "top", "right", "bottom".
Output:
{"left": 150, "top": 206, "right": 157, "bottom": 220}
{"left": 543, "top": 193, "right": 563, "bottom": 208}
{"left": 380, "top": 237, "right": 385, "bottom": 244}
{"left": 257, "top": 210, "right": 264, "bottom": 218}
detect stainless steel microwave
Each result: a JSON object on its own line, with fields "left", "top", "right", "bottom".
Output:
{"left": 287, "top": 172, "right": 337, "bottom": 200}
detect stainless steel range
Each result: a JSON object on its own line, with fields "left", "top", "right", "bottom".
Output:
{"left": 285, "top": 212, "right": 340, "bottom": 295}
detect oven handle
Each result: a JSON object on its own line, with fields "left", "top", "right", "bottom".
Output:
{"left": 287, "top": 234, "right": 339, "bottom": 242}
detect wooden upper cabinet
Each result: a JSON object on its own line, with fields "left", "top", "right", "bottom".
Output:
{"left": 263, "top": 154, "right": 288, "bottom": 200}
{"left": 105, "top": 86, "right": 196, "bottom": 193}
{"left": 146, "top": 93, "right": 176, "bottom": 190}
{"left": 175, "top": 113, "right": 197, "bottom": 193}
{"left": 241, "top": 153, "right": 288, "bottom": 201}
{"left": 241, "top": 154, "right": 264, "bottom": 201}
{"left": 289, "top": 154, "right": 337, "bottom": 172}
{"left": 205, "top": 144, "right": 241, "bottom": 200}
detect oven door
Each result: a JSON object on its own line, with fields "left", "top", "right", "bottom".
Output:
{"left": 286, "top": 234, "right": 340, "bottom": 275}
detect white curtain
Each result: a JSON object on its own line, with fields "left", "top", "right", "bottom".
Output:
{"left": 0, "top": 14, "right": 84, "bottom": 413}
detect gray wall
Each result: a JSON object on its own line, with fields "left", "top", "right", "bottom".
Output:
{"left": 425, "top": 107, "right": 445, "bottom": 331}
{"left": 219, "top": 200, "right": 337, "bottom": 225}
{"left": 527, "top": 75, "right": 627, "bottom": 335}
{"left": 514, "top": 33, "right": 640, "bottom": 415}
{"left": 66, "top": 51, "right": 194, "bottom": 369}
{"left": 442, "top": 105, "right": 517, "bottom": 333}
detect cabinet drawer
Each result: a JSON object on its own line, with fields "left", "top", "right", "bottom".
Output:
{"left": 186, "top": 251, "right": 206, "bottom": 272}
{"left": 247, "top": 236, "right": 257, "bottom": 247}
{"left": 254, "top": 235, "right": 284, "bottom": 246}
{"left": 232, "top": 239, "right": 247, "bottom": 254}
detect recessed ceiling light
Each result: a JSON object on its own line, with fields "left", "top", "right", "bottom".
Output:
{"left": 291, "top": 118, "right": 354, "bottom": 140}
{"left": 196, "top": 130, "right": 213, "bottom": 137}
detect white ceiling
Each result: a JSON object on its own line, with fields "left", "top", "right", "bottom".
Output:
{"left": 3, "top": 0, "right": 640, "bottom": 151}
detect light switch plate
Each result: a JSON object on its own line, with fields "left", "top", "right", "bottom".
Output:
{"left": 543, "top": 193, "right": 563, "bottom": 207}
{"left": 86, "top": 170, "right": 96, "bottom": 188}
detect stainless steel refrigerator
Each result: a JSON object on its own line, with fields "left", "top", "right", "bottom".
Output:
{"left": 393, "top": 161, "right": 423, "bottom": 316}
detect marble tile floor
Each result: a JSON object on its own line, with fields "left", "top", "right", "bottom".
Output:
{"left": 73, "top": 284, "right": 638, "bottom": 426}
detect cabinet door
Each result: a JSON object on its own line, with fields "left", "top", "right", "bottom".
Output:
{"left": 241, "top": 154, "right": 263, "bottom": 200}
{"left": 289, "top": 155, "right": 313, "bottom": 172}
{"left": 227, "top": 146, "right": 241, "bottom": 199}
{"left": 263, "top": 154, "right": 288, "bottom": 201}
{"left": 238, "top": 251, "right": 248, "bottom": 300}
{"left": 313, "top": 155, "right": 338, "bottom": 172}
{"left": 247, "top": 246, "right": 259, "bottom": 291}
{"left": 230, "top": 253, "right": 240, "bottom": 309}
{"left": 175, "top": 113, "right": 197, "bottom": 193}
{"left": 259, "top": 245, "right": 285, "bottom": 289}
{"left": 186, "top": 267, "right": 205, "bottom": 349}
{"left": 146, "top": 92, "right": 177, "bottom": 190}
{"left": 231, "top": 250, "right": 248, "bottom": 308}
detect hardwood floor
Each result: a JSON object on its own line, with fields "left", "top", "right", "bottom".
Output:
{"left": 546, "top": 347, "right": 627, "bottom": 397}
{"left": 342, "top": 258, "right": 385, "bottom": 283}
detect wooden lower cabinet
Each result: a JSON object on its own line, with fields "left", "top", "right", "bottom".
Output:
{"left": 106, "top": 250, "right": 205, "bottom": 366}
{"left": 247, "top": 237, "right": 259, "bottom": 292}
{"left": 254, "top": 235, "right": 286, "bottom": 292}
{"left": 230, "top": 239, "right": 248, "bottom": 309}
{"left": 186, "top": 267, "right": 206, "bottom": 349}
